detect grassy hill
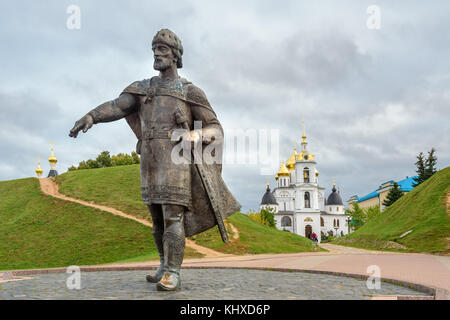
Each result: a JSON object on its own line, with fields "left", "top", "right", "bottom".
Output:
{"left": 0, "top": 178, "right": 156, "bottom": 270}
{"left": 56, "top": 165, "right": 322, "bottom": 254}
{"left": 55, "top": 165, "right": 149, "bottom": 221}
{"left": 334, "top": 167, "right": 450, "bottom": 253}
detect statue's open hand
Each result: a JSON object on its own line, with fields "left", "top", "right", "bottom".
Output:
{"left": 180, "top": 130, "right": 201, "bottom": 144}
{"left": 69, "top": 114, "right": 94, "bottom": 138}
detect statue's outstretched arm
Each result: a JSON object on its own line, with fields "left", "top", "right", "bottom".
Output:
{"left": 69, "top": 93, "right": 136, "bottom": 138}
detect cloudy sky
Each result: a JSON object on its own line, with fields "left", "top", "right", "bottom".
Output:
{"left": 1, "top": 0, "right": 449, "bottom": 211}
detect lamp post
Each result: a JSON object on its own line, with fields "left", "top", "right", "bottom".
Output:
{"left": 334, "top": 226, "right": 339, "bottom": 238}
{"left": 346, "top": 216, "right": 351, "bottom": 234}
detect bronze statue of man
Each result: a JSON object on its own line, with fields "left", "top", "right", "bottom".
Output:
{"left": 69, "top": 29, "right": 240, "bottom": 291}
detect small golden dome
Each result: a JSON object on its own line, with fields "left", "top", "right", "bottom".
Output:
{"left": 48, "top": 142, "right": 58, "bottom": 164}
{"left": 277, "top": 161, "right": 290, "bottom": 177}
{"left": 35, "top": 157, "right": 43, "bottom": 177}
{"left": 296, "top": 151, "right": 315, "bottom": 161}
{"left": 48, "top": 156, "right": 57, "bottom": 163}
{"left": 286, "top": 146, "right": 298, "bottom": 170}
{"left": 35, "top": 165, "right": 43, "bottom": 175}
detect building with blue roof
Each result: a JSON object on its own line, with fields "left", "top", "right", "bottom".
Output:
{"left": 347, "top": 176, "right": 417, "bottom": 211}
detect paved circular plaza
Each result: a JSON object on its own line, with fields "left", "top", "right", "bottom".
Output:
{"left": 0, "top": 269, "right": 428, "bottom": 300}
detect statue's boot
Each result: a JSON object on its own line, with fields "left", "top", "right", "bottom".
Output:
{"left": 146, "top": 205, "right": 165, "bottom": 283}
{"left": 156, "top": 231, "right": 185, "bottom": 291}
{"left": 146, "top": 228, "right": 165, "bottom": 282}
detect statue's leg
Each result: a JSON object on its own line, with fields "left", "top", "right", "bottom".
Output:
{"left": 156, "top": 204, "right": 186, "bottom": 291}
{"left": 146, "top": 204, "right": 165, "bottom": 283}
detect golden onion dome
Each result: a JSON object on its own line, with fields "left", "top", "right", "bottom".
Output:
{"left": 277, "top": 161, "right": 290, "bottom": 177}
{"left": 286, "top": 146, "right": 298, "bottom": 170}
{"left": 48, "top": 142, "right": 58, "bottom": 164}
{"left": 48, "top": 155, "right": 57, "bottom": 163}
{"left": 35, "top": 157, "right": 43, "bottom": 177}
{"left": 275, "top": 173, "right": 279, "bottom": 180}
{"left": 35, "top": 165, "right": 43, "bottom": 174}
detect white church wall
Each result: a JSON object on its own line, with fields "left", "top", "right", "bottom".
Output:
{"left": 295, "top": 213, "right": 321, "bottom": 243}
{"left": 289, "top": 170, "right": 296, "bottom": 185}
{"left": 260, "top": 204, "right": 278, "bottom": 214}
{"left": 276, "top": 214, "right": 294, "bottom": 233}
{"left": 321, "top": 214, "right": 349, "bottom": 237}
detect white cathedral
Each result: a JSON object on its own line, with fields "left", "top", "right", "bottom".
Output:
{"left": 259, "top": 120, "right": 350, "bottom": 243}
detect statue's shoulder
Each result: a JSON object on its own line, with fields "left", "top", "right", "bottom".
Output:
{"left": 122, "top": 78, "right": 155, "bottom": 95}
{"left": 184, "top": 81, "right": 211, "bottom": 108}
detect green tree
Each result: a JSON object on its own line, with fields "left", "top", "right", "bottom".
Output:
{"left": 131, "top": 151, "right": 140, "bottom": 164}
{"left": 86, "top": 159, "right": 101, "bottom": 169}
{"left": 346, "top": 202, "right": 366, "bottom": 229}
{"left": 259, "top": 207, "right": 276, "bottom": 228}
{"left": 413, "top": 148, "right": 438, "bottom": 187}
{"left": 365, "top": 205, "right": 381, "bottom": 222}
{"left": 96, "top": 151, "right": 112, "bottom": 167}
{"left": 412, "top": 152, "right": 425, "bottom": 187}
{"left": 77, "top": 161, "right": 88, "bottom": 170}
{"left": 111, "top": 153, "right": 134, "bottom": 166}
{"left": 424, "top": 148, "right": 437, "bottom": 180}
{"left": 382, "top": 182, "right": 403, "bottom": 207}
{"left": 68, "top": 151, "right": 141, "bottom": 172}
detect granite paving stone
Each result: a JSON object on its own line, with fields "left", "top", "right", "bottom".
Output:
{"left": 0, "top": 269, "right": 428, "bottom": 300}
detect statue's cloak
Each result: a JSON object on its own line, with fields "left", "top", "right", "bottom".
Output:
{"left": 122, "top": 78, "right": 241, "bottom": 237}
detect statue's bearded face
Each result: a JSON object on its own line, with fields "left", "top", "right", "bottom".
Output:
{"left": 152, "top": 43, "right": 176, "bottom": 71}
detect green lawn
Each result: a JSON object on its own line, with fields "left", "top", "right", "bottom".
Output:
{"left": 0, "top": 178, "right": 157, "bottom": 270}
{"left": 190, "top": 212, "right": 324, "bottom": 254}
{"left": 334, "top": 167, "right": 450, "bottom": 253}
{"left": 55, "top": 165, "right": 149, "bottom": 221}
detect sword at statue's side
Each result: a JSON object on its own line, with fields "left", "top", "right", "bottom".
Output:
{"left": 175, "top": 107, "right": 229, "bottom": 243}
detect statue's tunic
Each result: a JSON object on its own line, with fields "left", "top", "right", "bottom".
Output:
{"left": 89, "top": 75, "right": 241, "bottom": 236}
{"left": 126, "top": 77, "right": 195, "bottom": 208}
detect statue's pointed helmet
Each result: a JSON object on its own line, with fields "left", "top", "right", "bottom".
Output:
{"left": 152, "top": 29, "right": 183, "bottom": 68}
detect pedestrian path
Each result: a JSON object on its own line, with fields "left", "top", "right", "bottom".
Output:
{"left": 94, "top": 243, "right": 450, "bottom": 297}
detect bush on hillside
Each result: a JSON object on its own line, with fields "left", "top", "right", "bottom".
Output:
{"left": 68, "top": 151, "right": 140, "bottom": 171}
{"left": 247, "top": 208, "right": 276, "bottom": 228}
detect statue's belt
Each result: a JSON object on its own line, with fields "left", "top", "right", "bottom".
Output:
{"left": 141, "top": 129, "right": 174, "bottom": 140}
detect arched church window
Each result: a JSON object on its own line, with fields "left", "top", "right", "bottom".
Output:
{"left": 281, "top": 216, "right": 292, "bottom": 227}
{"left": 303, "top": 168, "right": 310, "bottom": 183}
{"left": 336, "top": 207, "right": 339, "bottom": 212}
{"left": 337, "top": 219, "right": 340, "bottom": 227}
{"left": 320, "top": 217, "right": 324, "bottom": 227}
{"left": 329, "top": 207, "right": 332, "bottom": 212}
{"left": 304, "top": 192, "right": 311, "bottom": 208}
{"left": 333, "top": 219, "right": 336, "bottom": 227}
